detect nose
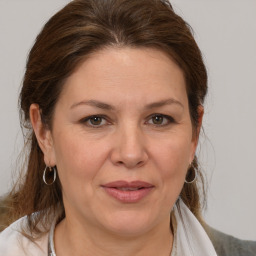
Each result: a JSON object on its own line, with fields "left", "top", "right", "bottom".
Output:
{"left": 110, "top": 125, "right": 148, "bottom": 169}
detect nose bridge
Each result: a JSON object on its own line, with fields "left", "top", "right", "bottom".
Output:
{"left": 111, "top": 120, "right": 148, "bottom": 168}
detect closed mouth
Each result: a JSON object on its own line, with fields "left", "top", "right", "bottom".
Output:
{"left": 101, "top": 180, "right": 154, "bottom": 203}
{"left": 102, "top": 180, "right": 154, "bottom": 189}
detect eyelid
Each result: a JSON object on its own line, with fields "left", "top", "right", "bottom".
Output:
{"left": 146, "top": 113, "right": 175, "bottom": 126}
{"left": 79, "top": 114, "right": 110, "bottom": 127}
{"left": 79, "top": 113, "right": 175, "bottom": 128}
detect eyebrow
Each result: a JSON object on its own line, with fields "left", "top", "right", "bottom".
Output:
{"left": 70, "top": 100, "right": 115, "bottom": 110}
{"left": 70, "top": 98, "right": 184, "bottom": 110}
{"left": 145, "top": 98, "right": 184, "bottom": 110}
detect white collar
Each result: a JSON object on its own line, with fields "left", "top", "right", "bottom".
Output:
{"left": 171, "top": 199, "right": 217, "bottom": 256}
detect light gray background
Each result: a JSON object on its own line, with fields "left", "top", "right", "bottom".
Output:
{"left": 0, "top": 0, "right": 255, "bottom": 240}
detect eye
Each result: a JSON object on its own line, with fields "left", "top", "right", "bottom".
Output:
{"left": 147, "top": 114, "right": 175, "bottom": 126}
{"left": 80, "top": 115, "right": 108, "bottom": 127}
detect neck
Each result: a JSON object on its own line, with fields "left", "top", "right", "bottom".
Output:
{"left": 54, "top": 215, "right": 173, "bottom": 256}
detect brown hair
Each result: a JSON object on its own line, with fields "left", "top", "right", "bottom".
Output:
{"left": 2, "top": 0, "right": 207, "bottom": 235}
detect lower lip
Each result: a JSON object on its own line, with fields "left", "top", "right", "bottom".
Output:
{"left": 102, "top": 187, "right": 154, "bottom": 203}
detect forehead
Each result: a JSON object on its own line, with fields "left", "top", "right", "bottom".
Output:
{"left": 59, "top": 47, "right": 187, "bottom": 108}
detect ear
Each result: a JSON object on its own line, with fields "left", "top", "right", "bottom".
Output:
{"left": 29, "top": 104, "right": 56, "bottom": 166}
{"left": 190, "top": 105, "right": 204, "bottom": 163}
{"left": 195, "top": 105, "right": 204, "bottom": 139}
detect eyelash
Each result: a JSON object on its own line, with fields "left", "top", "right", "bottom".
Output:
{"left": 79, "top": 114, "right": 175, "bottom": 128}
{"left": 80, "top": 115, "right": 110, "bottom": 128}
{"left": 147, "top": 114, "right": 175, "bottom": 127}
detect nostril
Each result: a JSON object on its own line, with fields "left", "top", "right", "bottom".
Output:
{"left": 110, "top": 144, "right": 148, "bottom": 168}
{"left": 137, "top": 161, "right": 144, "bottom": 167}
{"left": 115, "top": 159, "right": 145, "bottom": 168}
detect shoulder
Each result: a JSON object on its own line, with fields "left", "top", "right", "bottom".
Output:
{"left": 205, "top": 225, "right": 256, "bottom": 256}
{"left": 0, "top": 216, "right": 48, "bottom": 256}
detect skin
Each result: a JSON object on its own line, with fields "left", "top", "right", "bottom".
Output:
{"left": 30, "top": 47, "right": 203, "bottom": 256}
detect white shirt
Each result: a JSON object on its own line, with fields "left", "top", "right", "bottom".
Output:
{"left": 0, "top": 216, "right": 48, "bottom": 256}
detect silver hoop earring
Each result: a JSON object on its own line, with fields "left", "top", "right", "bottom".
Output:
{"left": 185, "top": 164, "right": 198, "bottom": 184}
{"left": 43, "top": 166, "right": 56, "bottom": 185}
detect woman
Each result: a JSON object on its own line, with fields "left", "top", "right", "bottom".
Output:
{"left": 0, "top": 0, "right": 254, "bottom": 255}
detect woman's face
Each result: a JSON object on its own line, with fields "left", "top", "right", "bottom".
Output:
{"left": 43, "top": 47, "right": 200, "bottom": 236}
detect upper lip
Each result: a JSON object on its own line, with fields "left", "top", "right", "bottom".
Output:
{"left": 102, "top": 180, "right": 154, "bottom": 188}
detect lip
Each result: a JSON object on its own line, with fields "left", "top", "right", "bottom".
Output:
{"left": 101, "top": 180, "right": 154, "bottom": 203}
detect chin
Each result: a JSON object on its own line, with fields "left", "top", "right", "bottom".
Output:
{"left": 100, "top": 210, "right": 160, "bottom": 237}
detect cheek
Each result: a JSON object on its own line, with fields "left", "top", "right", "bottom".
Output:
{"left": 53, "top": 131, "right": 109, "bottom": 190}
{"left": 147, "top": 136, "right": 192, "bottom": 214}
{"left": 153, "top": 135, "right": 192, "bottom": 183}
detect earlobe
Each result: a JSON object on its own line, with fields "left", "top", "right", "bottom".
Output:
{"left": 29, "top": 104, "right": 56, "bottom": 166}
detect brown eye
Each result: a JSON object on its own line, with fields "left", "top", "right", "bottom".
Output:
{"left": 152, "top": 115, "right": 164, "bottom": 125}
{"left": 89, "top": 116, "right": 103, "bottom": 126}
{"left": 80, "top": 115, "right": 109, "bottom": 128}
{"left": 148, "top": 114, "right": 174, "bottom": 126}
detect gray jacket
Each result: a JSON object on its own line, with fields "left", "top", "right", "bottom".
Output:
{"left": 205, "top": 225, "right": 256, "bottom": 256}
